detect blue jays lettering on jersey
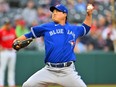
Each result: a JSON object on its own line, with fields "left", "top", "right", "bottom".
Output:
{"left": 25, "top": 22, "right": 90, "bottom": 63}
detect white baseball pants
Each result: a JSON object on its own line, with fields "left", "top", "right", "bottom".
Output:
{"left": 22, "top": 62, "right": 87, "bottom": 87}
{"left": 0, "top": 50, "right": 16, "bottom": 87}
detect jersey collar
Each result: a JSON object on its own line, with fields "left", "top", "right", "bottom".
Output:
{"left": 53, "top": 21, "right": 69, "bottom": 26}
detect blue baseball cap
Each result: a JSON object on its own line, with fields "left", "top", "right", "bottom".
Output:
{"left": 50, "top": 4, "right": 68, "bottom": 14}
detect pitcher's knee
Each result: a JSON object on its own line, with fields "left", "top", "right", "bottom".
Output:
{"left": 83, "top": 85, "right": 87, "bottom": 87}
{"left": 22, "top": 81, "right": 46, "bottom": 87}
{"left": 22, "top": 82, "right": 28, "bottom": 87}
{"left": 82, "top": 84, "right": 87, "bottom": 87}
{"left": 75, "top": 82, "right": 87, "bottom": 87}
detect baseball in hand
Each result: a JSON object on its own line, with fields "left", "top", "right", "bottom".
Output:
{"left": 87, "top": 4, "right": 94, "bottom": 15}
{"left": 87, "top": 4, "right": 94, "bottom": 10}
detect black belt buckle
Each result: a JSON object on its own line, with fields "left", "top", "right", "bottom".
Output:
{"left": 66, "top": 61, "right": 72, "bottom": 67}
{"left": 47, "top": 61, "right": 72, "bottom": 68}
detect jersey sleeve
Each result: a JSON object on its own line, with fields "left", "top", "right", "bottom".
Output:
{"left": 24, "top": 24, "right": 47, "bottom": 38}
{"left": 75, "top": 23, "right": 91, "bottom": 37}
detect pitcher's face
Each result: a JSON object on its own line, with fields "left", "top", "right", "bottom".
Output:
{"left": 52, "top": 9, "right": 67, "bottom": 23}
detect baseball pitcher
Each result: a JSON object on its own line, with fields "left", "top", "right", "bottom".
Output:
{"left": 13, "top": 4, "right": 94, "bottom": 87}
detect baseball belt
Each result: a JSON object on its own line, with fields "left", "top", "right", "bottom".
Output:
{"left": 46, "top": 61, "right": 73, "bottom": 68}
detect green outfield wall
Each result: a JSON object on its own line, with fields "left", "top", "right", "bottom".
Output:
{"left": 13, "top": 51, "right": 116, "bottom": 85}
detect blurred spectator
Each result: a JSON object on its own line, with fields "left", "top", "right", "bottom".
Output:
{"left": 38, "top": 0, "right": 51, "bottom": 7}
{"left": 104, "top": 32, "right": 114, "bottom": 52}
{"left": 66, "top": 0, "right": 75, "bottom": 9}
{"left": 102, "top": 24, "right": 112, "bottom": 40}
{"left": 105, "top": 10, "right": 112, "bottom": 26}
{"left": 15, "top": 20, "right": 29, "bottom": 37}
{"left": 36, "top": 37, "right": 45, "bottom": 52}
{"left": 0, "top": 0, "right": 10, "bottom": 14}
{"left": 74, "top": 39, "right": 87, "bottom": 53}
{"left": 110, "top": 26, "right": 116, "bottom": 53}
{"left": 87, "top": 0, "right": 94, "bottom": 3}
{"left": 50, "top": 0, "right": 62, "bottom": 6}
{"left": 31, "top": 20, "right": 38, "bottom": 27}
{"left": 13, "top": 15, "right": 23, "bottom": 28}
{"left": 95, "top": 0, "right": 110, "bottom": 3}
{"left": 37, "top": 6, "right": 51, "bottom": 24}
{"left": 90, "top": 19, "right": 98, "bottom": 36}
{"left": 98, "top": 15, "right": 106, "bottom": 27}
{"left": 80, "top": 35, "right": 98, "bottom": 51}
{"left": 22, "top": 0, "right": 37, "bottom": 27}
{"left": 0, "top": 18, "right": 16, "bottom": 87}
{"left": 74, "top": 0, "right": 86, "bottom": 13}
{"left": 97, "top": 34, "right": 106, "bottom": 50}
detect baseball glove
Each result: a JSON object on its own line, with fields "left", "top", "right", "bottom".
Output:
{"left": 12, "top": 38, "right": 33, "bottom": 51}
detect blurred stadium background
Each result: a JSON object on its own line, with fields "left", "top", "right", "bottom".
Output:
{"left": 0, "top": 0, "right": 116, "bottom": 87}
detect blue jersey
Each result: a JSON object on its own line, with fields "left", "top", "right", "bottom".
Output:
{"left": 25, "top": 22, "right": 90, "bottom": 63}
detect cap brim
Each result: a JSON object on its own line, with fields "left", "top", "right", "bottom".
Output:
{"left": 50, "top": 6, "right": 61, "bottom": 12}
